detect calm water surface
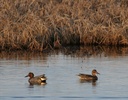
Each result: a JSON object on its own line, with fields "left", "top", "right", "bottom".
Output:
{"left": 0, "top": 46, "right": 128, "bottom": 100}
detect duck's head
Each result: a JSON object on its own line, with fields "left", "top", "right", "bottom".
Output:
{"left": 92, "top": 69, "right": 100, "bottom": 76}
{"left": 25, "top": 72, "right": 34, "bottom": 78}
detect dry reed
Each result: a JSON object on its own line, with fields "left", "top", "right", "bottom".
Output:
{"left": 0, "top": 0, "right": 128, "bottom": 51}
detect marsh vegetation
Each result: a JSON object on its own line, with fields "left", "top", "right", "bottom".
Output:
{"left": 0, "top": 0, "right": 128, "bottom": 51}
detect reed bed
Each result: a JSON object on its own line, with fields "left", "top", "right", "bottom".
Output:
{"left": 0, "top": 0, "right": 128, "bottom": 51}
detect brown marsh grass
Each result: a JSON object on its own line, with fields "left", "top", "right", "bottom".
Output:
{"left": 0, "top": 0, "right": 128, "bottom": 51}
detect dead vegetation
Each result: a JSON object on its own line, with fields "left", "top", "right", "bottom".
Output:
{"left": 0, "top": 0, "right": 128, "bottom": 51}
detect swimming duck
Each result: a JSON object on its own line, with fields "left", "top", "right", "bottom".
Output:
{"left": 25, "top": 72, "right": 47, "bottom": 85}
{"left": 78, "top": 69, "right": 100, "bottom": 81}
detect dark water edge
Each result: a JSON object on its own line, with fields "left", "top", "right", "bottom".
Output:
{"left": 0, "top": 46, "right": 128, "bottom": 60}
{"left": 1, "top": 96, "right": 128, "bottom": 100}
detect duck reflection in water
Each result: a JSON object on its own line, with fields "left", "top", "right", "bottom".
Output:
{"left": 78, "top": 69, "right": 100, "bottom": 86}
{"left": 79, "top": 79, "right": 97, "bottom": 86}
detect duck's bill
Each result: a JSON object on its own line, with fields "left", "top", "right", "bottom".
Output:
{"left": 25, "top": 75, "right": 29, "bottom": 77}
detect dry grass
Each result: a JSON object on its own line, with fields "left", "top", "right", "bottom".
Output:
{"left": 0, "top": 0, "right": 128, "bottom": 51}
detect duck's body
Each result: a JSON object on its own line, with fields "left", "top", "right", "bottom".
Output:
{"left": 25, "top": 72, "right": 47, "bottom": 85}
{"left": 78, "top": 69, "right": 99, "bottom": 81}
{"left": 78, "top": 73, "right": 98, "bottom": 80}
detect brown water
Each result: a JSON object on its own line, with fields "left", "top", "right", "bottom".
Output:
{"left": 0, "top": 46, "right": 128, "bottom": 100}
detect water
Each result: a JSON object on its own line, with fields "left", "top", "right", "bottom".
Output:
{"left": 0, "top": 46, "right": 128, "bottom": 100}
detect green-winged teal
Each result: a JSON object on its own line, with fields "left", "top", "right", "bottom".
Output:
{"left": 25, "top": 72, "right": 47, "bottom": 85}
{"left": 78, "top": 69, "right": 100, "bottom": 81}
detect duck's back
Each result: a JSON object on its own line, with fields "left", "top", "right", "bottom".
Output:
{"left": 78, "top": 73, "right": 98, "bottom": 80}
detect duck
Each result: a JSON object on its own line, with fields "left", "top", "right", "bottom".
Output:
{"left": 78, "top": 69, "right": 100, "bottom": 81}
{"left": 25, "top": 72, "right": 47, "bottom": 85}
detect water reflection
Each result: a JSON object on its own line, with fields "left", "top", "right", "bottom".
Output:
{"left": 79, "top": 79, "right": 97, "bottom": 87}
{"left": 28, "top": 82, "right": 47, "bottom": 88}
{"left": 0, "top": 46, "right": 128, "bottom": 59}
